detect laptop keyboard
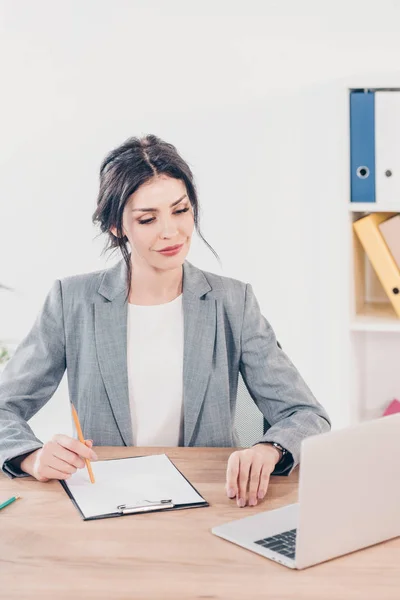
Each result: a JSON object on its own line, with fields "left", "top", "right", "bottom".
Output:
{"left": 254, "top": 528, "right": 297, "bottom": 560}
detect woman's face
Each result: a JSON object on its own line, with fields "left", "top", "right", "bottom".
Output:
{"left": 113, "top": 175, "right": 195, "bottom": 271}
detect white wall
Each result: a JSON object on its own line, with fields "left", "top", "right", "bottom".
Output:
{"left": 1, "top": 0, "right": 400, "bottom": 441}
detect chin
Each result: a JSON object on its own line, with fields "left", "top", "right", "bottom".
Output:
{"left": 148, "top": 253, "right": 185, "bottom": 270}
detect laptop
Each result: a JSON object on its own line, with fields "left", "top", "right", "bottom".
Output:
{"left": 212, "top": 413, "right": 400, "bottom": 569}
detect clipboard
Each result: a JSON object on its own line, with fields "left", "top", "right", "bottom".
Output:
{"left": 60, "top": 453, "right": 209, "bottom": 521}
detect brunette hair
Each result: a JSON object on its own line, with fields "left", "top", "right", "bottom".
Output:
{"left": 92, "top": 134, "right": 220, "bottom": 295}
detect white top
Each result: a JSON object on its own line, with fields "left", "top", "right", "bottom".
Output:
{"left": 127, "top": 294, "right": 184, "bottom": 446}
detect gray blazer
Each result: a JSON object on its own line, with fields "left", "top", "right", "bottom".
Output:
{"left": 0, "top": 259, "right": 330, "bottom": 478}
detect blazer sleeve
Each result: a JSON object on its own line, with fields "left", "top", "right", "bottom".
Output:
{"left": 0, "top": 280, "right": 66, "bottom": 478}
{"left": 239, "top": 283, "right": 331, "bottom": 475}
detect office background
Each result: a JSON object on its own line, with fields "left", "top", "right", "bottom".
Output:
{"left": 1, "top": 0, "right": 399, "bottom": 442}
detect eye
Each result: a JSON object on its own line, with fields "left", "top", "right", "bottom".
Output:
{"left": 138, "top": 206, "right": 190, "bottom": 225}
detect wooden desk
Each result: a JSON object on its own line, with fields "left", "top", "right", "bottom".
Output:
{"left": 1, "top": 447, "right": 399, "bottom": 599}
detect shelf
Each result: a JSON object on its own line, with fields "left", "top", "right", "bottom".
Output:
{"left": 349, "top": 203, "right": 400, "bottom": 213}
{"left": 351, "top": 302, "right": 400, "bottom": 332}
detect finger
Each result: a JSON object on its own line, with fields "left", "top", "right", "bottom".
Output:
{"left": 52, "top": 434, "right": 98, "bottom": 461}
{"left": 238, "top": 452, "right": 252, "bottom": 507}
{"left": 41, "top": 465, "right": 75, "bottom": 480}
{"left": 248, "top": 459, "right": 263, "bottom": 506}
{"left": 226, "top": 452, "right": 240, "bottom": 498}
{"left": 33, "top": 452, "right": 74, "bottom": 481}
{"left": 85, "top": 440, "right": 93, "bottom": 448}
{"left": 49, "top": 442, "right": 86, "bottom": 469}
{"left": 47, "top": 455, "right": 78, "bottom": 476}
{"left": 257, "top": 464, "right": 272, "bottom": 500}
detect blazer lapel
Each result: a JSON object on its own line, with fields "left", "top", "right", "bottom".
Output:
{"left": 95, "top": 260, "right": 133, "bottom": 446}
{"left": 182, "top": 261, "right": 216, "bottom": 446}
{"left": 94, "top": 258, "right": 217, "bottom": 448}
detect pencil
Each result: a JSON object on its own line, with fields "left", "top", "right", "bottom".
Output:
{"left": 71, "top": 403, "right": 96, "bottom": 484}
{"left": 0, "top": 495, "right": 21, "bottom": 511}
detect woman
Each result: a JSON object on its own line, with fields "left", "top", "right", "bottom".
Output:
{"left": 0, "top": 135, "right": 330, "bottom": 507}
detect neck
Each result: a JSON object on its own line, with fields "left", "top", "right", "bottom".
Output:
{"left": 128, "top": 260, "right": 183, "bottom": 305}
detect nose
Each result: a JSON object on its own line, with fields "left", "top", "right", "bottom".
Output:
{"left": 159, "top": 216, "right": 178, "bottom": 239}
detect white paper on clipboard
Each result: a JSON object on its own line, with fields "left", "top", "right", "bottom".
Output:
{"left": 63, "top": 453, "right": 206, "bottom": 520}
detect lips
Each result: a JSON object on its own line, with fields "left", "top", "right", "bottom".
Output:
{"left": 157, "top": 243, "right": 183, "bottom": 252}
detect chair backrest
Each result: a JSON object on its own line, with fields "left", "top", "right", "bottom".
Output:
{"left": 233, "top": 341, "right": 282, "bottom": 447}
{"left": 233, "top": 372, "right": 268, "bottom": 448}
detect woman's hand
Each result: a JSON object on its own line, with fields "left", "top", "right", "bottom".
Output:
{"left": 20, "top": 434, "right": 98, "bottom": 482}
{"left": 225, "top": 443, "right": 282, "bottom": 507}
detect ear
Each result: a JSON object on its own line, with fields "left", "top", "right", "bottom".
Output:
{"left": 110, "top": 225, "right": 118, "bottom": 238}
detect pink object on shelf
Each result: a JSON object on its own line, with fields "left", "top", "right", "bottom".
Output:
{"left": 383, "top": 399, "right": 400, "bottom": 416}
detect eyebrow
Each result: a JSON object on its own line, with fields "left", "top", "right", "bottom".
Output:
{"left": 132, "top": 194, "right": 188, "bottom": 212}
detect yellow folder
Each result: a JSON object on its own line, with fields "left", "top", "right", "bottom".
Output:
{"left": 353, "top": 212, "right": 400, "bottom": 318}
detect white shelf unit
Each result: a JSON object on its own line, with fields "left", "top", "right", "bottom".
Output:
{"left": 349, "top": 205, "right": 400, "bottom": 424}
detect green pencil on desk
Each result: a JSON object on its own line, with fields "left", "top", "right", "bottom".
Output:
{"left": 0, "top": 495, "right": 21, "bottom": 511}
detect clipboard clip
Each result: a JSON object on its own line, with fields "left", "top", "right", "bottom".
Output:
{"left": 116, "top": 499, "right": 174, "bottom": 514}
